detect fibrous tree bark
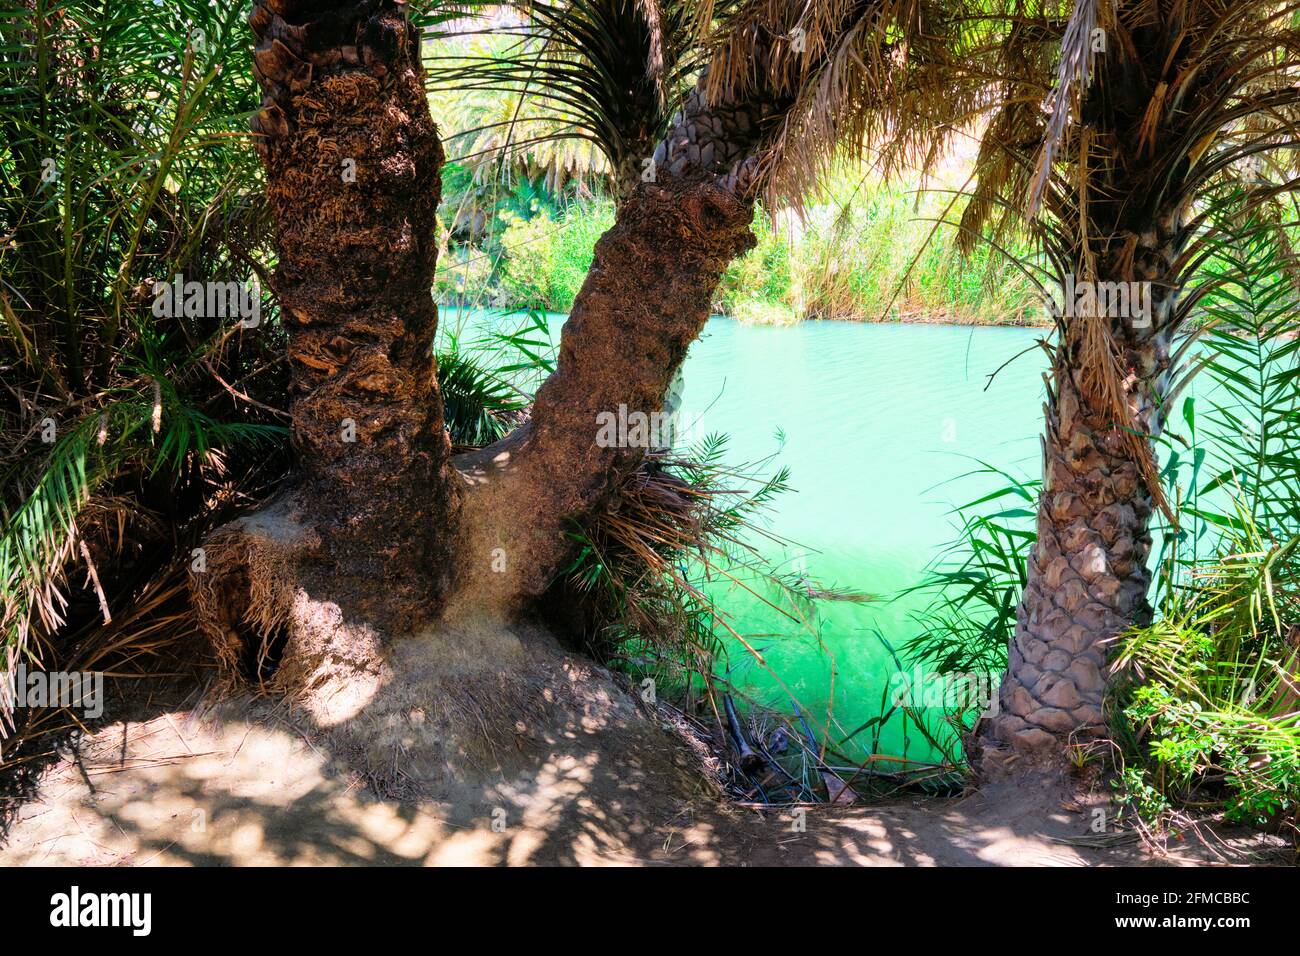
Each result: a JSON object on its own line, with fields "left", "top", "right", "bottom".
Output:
{"left": 987, "top": 225, "right": 1183, "bottom": 759}
{"left": 973, "top": 2, "right": 1266, "bottom": 765}
{"left": 192, "top": 0, "right": 474, "bottom": 714}
{"left": 238, "top": 0, "right": 460, "bottom": 627}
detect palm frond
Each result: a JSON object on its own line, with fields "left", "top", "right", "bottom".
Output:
{"left": 430, "top": 0, "right": 730, "bottom": 197}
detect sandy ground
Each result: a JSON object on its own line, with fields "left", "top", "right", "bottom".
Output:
{"left": 1, "top": 696, "right": 1289, "bottom": 867}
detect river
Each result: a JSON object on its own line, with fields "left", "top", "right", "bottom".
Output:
{"left": 673, "top": 319, "right": 1047, "bottom": 763}
{"left": 441, "top": 310, "right": 1204, "bottom": 764}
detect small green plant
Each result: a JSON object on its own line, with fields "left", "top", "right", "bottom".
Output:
{"left": 435, "top": 349, "right": 526, "bottom": 448}
{"left": 1113, "top": 534, "right": 1300, "bottom": 828}
{"left": 1113, "top": 766, "right": 1172, "bottom": 823}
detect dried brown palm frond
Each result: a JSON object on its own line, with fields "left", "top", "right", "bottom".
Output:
{"left": 1025, "top": 0, "right": 1112, "bottom": 217}
{"left": 704, "top": 0, "right": 992, "bottom": 208}
{"left": 965, "top": 1, "right": 1300, "bottom": 260}
{"left": 0, "top": 559, "right": 202, "bottom": 782}
{"left": 956, "top": 2, "right": 1075, "bottom": 256}
{"left": 957, "top": 2, "right": 1300, "bottom": 514}
{"left": 556, "top": 437, "right": 822, "bottom": 709}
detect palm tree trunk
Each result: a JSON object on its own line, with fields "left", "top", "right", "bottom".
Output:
{"left": 248, "top": 0, "right": 459, "bottom": 620}
{"left": 194, "top": 10, "right": 784, "bottom": 664}
{"left": 984, "top": 231, "right": 1181, "bottom": 759}
{"left": 453, "top": 81, "right": 776, "bottom": 608}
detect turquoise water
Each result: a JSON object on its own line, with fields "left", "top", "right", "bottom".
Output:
{"left": 443, "top": 309, "right": 1055, "bottom": 758}
{"left": 673, "top": 320, "right": 1048, "bottom": 758}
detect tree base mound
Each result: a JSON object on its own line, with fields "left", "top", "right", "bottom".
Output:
{"left": 189, "top": 496, "right": 714, "bottom": 808}
{"left": 278, "top": 618, "right": 719, "bottom": 810}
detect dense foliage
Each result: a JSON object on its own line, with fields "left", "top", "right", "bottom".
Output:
{"left": 0, "top": 2, "right": 285, "bottom": 749}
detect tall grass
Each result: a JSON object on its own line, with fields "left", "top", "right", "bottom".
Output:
{"left": 720, "top": 169, "right": 1040, "bottom": 326}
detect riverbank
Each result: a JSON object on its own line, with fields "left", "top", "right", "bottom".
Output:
{"left": 722, "top": 302, "right": 1049, "bottom": 328}
{"left": 435, "top": 167, "right": 1039, "bottom": 329}
{"left": 440, "top": 299, "right": 1049, "bottom": 328}
{"left": 442, "top": 300, "right": 1049, "bottom": 328}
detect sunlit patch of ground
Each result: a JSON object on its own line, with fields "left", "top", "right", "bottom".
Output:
{"left": 2, "top": 699, "right": 1288, "bottom": 867}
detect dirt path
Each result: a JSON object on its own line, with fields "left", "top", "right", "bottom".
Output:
{"left": 1, "top": 698, "right": 1285, "bottom": 866}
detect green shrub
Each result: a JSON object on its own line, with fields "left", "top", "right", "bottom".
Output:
{"left": 496, "top": 199, "right": 614, "bottom": 311}
{"left": 1114, "top": 540, "right": 1300, "bottom": 827}
{"left": 435, "top": 243, "right": 495, "bottom": 308}
{"left": 718, "top": 211, "right": 794, "bottom": 312}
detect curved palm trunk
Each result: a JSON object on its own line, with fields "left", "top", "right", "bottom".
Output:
{"left": 247, "top": 0, "right": 459, "bottom": 623}
{"left": 455, "top": 181, "right": 753, "bottom": 603}
{"left": 453, "top": 84, "right": 777, "bottom": 608}
{"left": 985, "top": 228, "right": 1182, "bottom": 760}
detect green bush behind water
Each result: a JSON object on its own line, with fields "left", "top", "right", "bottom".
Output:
{"left": 436, "top": 164, "right": 1039, "bottom": 325}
